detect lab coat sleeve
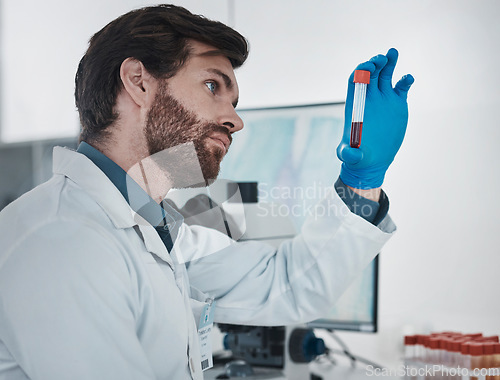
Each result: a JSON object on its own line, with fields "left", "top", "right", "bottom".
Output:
{"left": 0, "top": 219, "right": 156, "bottom": 380}
{"left": 185, "top": 186, "right": 395, "bottom": 326}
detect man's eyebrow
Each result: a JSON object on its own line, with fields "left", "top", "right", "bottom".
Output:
{"left": 206, "top": 68, "right": 233, "bottom": 90}
{"left": 206, "top": 68, "right": 239, "bottom": 108}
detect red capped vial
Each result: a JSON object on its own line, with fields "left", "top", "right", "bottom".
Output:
{"left": 350, "top": 70, "right": 370, "bottom": 148}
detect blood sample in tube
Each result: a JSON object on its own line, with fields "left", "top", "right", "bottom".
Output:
{"left": 350, "top": 70, "right": 370, "bottom": 148}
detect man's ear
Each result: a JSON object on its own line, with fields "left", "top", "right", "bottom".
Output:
{"left": 119, "top": 58, "right": 156, "bottom": 107}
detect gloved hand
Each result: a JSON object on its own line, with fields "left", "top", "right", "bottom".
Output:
{"left": 336, "top": 48, "right": 414, "bottom": 189}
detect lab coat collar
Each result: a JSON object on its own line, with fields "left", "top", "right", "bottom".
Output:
{"left": 52, "top": 146, "right": 139, "bottom": 229}
{"left": 52, "top": 146, "right": 175, "bottom": 266}
{"left": 75, "top": 142, "right": 183, "bottom": 240}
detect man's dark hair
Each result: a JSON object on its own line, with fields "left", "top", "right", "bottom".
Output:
{"left": 75, "top": 4, "right": 249, "bottom": 144}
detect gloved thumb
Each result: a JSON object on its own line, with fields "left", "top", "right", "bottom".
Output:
{"left": 337, "top": 143, "right": 364, "bottom": 165}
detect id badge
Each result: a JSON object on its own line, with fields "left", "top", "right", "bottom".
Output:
{"left": 198, "top": 298, "right": 216, "bottom": 371}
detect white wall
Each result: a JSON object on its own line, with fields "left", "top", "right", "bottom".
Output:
{"left": 0, "top": 0, "right": 230, "bottom": 141}
{"left": 2, "top": 0, "right": 499, "bottom": 370}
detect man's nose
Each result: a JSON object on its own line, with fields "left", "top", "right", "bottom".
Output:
{"left": 218, "top": 106, "right": 244, "bottom": 133}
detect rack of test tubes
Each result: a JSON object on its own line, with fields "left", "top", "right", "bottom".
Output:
{"left": 403, "top": 332, "right": 500, "bottom": 380}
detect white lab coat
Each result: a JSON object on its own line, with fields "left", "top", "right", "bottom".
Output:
{"left": 0, "top": 147, "right": 395, "bottom": 380}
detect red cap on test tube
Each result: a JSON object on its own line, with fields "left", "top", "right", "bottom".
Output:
{"left": 405, "top": 336, "right": 417, "bottom": 345}
{"left": 443, "top": 338, "right": 456, "bottom": 351}
{"left": 449, "top": 340, "right": 463, "bottom": 353}
{"left": 469, "top": 343, "right": 483, "bottom": 356}
{"left": 429, "top": 338, "right": 440, "bottom": 350}
{"left": 483, "top": 342, "right": 496, "bottom": 355}
{"left": 461, "top": 342, "right": 472, "bottom": 355}
{"left": 495, "top": 343, "right": 500, "bottom": 354}
{"left": 453, "top": 338, "right": 464, "bottom": 347}
{"left": 423, "top": 336, "right": 431, "bottom": 348}
{"left": 464, "top": 333, "right": 483, "bottom": 339}
{"left": 475, "top": 336, "right": 499, "bottom": 342}
{"left": 354, "top": 70, "right": 370, "bottom": 84}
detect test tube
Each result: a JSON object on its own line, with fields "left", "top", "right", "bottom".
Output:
{"left": 404, "top": 336, "right": 418, "bottom": 380}
{"left": 492, "top": 343, "right": 500, "bottom": 380}
{"left": 449, "top": 339, "right": 468, "bottom": 380}
{"left": 484, "top": 342, "right": 496, "bottom": 380}
{"left": 404, "top": 335, "right": 417, "bottom": 361}
{"left": 415, "top": 335, "right": 425, "bottom": 362}
{"left": 350, "top": 70, "right": 370, "bottom": 148}
{"left": 469, "top": 343, "right": 484, "bottom": 380}
{"left": 461, "top": 342, "right": 472, "bottom": 373}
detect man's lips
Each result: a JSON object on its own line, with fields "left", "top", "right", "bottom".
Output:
{"left": 208, "top": 133, "right": 231, "bottom": 152}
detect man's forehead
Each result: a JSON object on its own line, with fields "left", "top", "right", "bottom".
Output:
{"left": 187, "top": 39, "right": 224, "bottom": 56}
{"left": 187, "top": 40, "right": 236, "bottom": 73}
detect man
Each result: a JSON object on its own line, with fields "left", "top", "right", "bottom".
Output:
{"left": 0, "top": 4, "right": 413, "bottom": 380}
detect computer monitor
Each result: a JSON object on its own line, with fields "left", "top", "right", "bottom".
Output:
{"left": 219, "top": 102, "right": 379, "bottom": 333}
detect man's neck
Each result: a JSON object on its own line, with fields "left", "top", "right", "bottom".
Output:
{"left": 90, "top": 139, "right": 172, "bottom": 205}
{"left": 127, "top": 155, "right": 173, "bottom": 204}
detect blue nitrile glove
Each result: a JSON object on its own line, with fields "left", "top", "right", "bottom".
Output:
{"left": 336, "top": 48, "right": 414, "bottom": 189}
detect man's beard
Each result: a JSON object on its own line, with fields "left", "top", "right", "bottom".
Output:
{"left": 144, "top": 81, "right": 232, "bottom": 188}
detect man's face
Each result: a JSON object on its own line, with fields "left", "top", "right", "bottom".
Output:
{"left": 144, "top": 40, "right": 243, "bottom": 186}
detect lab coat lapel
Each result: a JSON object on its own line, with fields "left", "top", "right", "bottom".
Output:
{"left": 135, "top": 223, "right": 175, "bottom": 269}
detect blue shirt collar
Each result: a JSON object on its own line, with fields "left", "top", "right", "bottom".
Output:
{"left": 76, "top": 142, "right": 183, "bottom": 232}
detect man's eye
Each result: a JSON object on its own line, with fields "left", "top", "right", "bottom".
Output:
{"left": 205, "top": 81, "right": 217, "bottom": 94}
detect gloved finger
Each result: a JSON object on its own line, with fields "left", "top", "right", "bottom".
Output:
{"left": 337, "top": 143, "right": 364, "bottom": 165}
{"left": 346, "top": 61, "right": 376, "bottom": 101}
{"left": 379, "top": 48, "right": 398, "bottom": 91}
{"left": 348, "top": 61, "right": 375, "bottom": 82}
{"left": 346, "top": 56, "right": 387, "bottom": 103}
{"left": 367, "top": 54, "right": 388, "bottom": 88}
{"left": 394, "top": 74, "right": 415, "bottom": 100}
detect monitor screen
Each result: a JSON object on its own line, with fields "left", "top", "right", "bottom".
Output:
{"left": 219, "top": 103, "right": 379, "bottom": 333}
